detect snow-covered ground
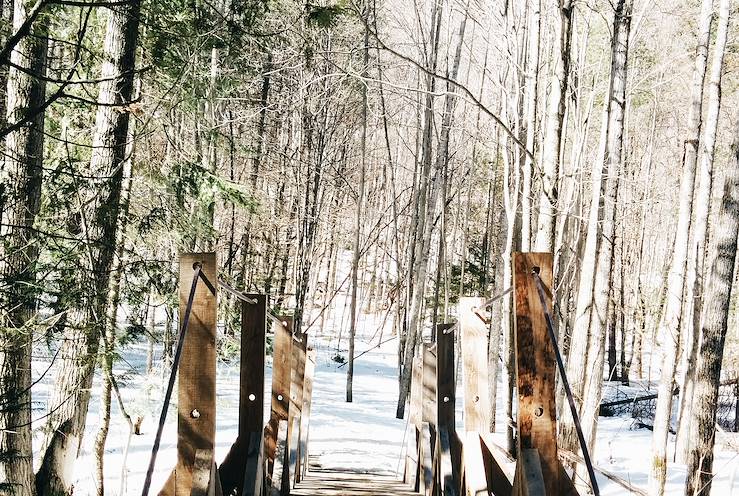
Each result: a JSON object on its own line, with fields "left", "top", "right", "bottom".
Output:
{"left": 30, "top": 317, "right": 739, "bottom": 495}
{"left": 28, "top": 252, "right": 739, "bottom": 495}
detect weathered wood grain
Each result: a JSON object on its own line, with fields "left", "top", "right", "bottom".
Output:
{"left": 460, "top": 297, "right": 490, "bottom": 434}
{"left": 173, "top": 253, "right": 217, "bottom": 494}
{"left": 512, "top": 253, "right": 557, "bottom": 495}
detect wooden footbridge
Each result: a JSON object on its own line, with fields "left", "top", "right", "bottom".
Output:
{"left": 141, "top": 252, "right": 593, "bottom": 496}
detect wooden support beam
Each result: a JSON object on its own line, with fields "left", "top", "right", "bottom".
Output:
{"left": 288, "top": 332, "right": 307, "bottom": 486}
{"left": 460, "top": 297, "right": 490, "bottom": 434}
{"left": 436, "top": 324, "right": 455, "bottom": 430}
{"left": 265, "top": 317, "right": 293, "bottom": 481}
{"left": 462, "top": 431, "right": 487, "bottom": 496}
{"left": 270, "top": 420, "right": 289, "bottom": 496}
{"left": 410, "top": 353, "right": 423, "bottom": 428}
{"left": 286, "top": 415, "right": 300, "bottom": 492}
{"left": 512, "top": 449, "right": 546, "bottom": 496}
{"left": 191, "top": 449, "right": 212, "bottom": 496}
{"left": 422, "top": 344, "right": 437, "bottom": 429}
{"left": 169, "top": 253, "right": 217, "bottom": 494}
{"left": 438, "top": 427, "right": 456, "bottom": 496}
{"left": 405, "top": 425, "right": 419, "bottom": 489}
{"left": 241, "top": 295, "right": 267, "bottom": 433}
{"left": 242, "top": 432, "right": 265, "bottom": 496}
{"left": 299, "top": 348, "right": 316, "bottom": 482}
{"left": 420, "top": 422, "right": 433, "bottom": 495}
{"left": 512, "top": 253, "right": 558, "bottom": 495}
{"left": 219, "top": 294, "right": 267, "bottom": 494}
{"left": 477, "top": 434, "right": 513, "bottom": 496}
{"left": 479, "top": 433, "right": 514, "bottom": 496}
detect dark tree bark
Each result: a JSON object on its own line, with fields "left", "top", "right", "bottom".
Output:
{"left": 0, "top": 2, "right": 48, "bottom": 493}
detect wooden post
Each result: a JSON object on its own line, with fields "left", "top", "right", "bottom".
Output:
{"left": 270, "top": 420, "right": 289, "bottom": 496}
{"left": 460, "top": 297, "right": 490, "bottom": 433}
{"left": 265, "top": 317, "right": 293, "bottom": 481}
{"left": 512, "top": 252, "right": 557, "bottom": 495}
{"left": 436, "top": 323, "right": 455, "bottom": 429}
{"left": 410, "top": 354, "right": 423, "bottom": 427}
{"left": 218, "top": 294, "right": 267, "bottom": 494}
{"left": 170, "top": 253, "right": 217, "bottom": 494}
{"left": 288, "top": 331, "right": 307, "bottom": 487}
{"left": 299, "top": 348, "right": 316, "bottom": 481}
{"left": 436, "top": 323, "right": 458, "bottom": 490}
{"left": 422, "top": 343, "right": 437, "bottom": 429}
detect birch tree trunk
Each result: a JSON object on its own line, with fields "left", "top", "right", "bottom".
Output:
{"left": 35, "top": 3, "right": 140, "bottom": 493}
{"left": 683, "top": 111, "right": 739, "bottom": 496}
{"left": 649, "top": 2, "right": 713, "bottom": 493}
{"left": 521, "top": 0, "right": 540, "bottom": 251}
{"left": 675, "top": 0, "right": 730, "bottom": 463}
{"left": 0, "top": 2, "right": 47, "bottom": 493}
{"left": 560, "top": 0, "right": 632, "bottom": 458}
{"left": 395, "top": 0, "right": 442, "bottom": 418}
{"left": 579, "top": 0, "right": 632, "bottom": 455}
{"left": 347, "top": 2, "right": 370, "bottom": 403}
{"left": 534, "top": 0, "right": 573, "bottom": 252}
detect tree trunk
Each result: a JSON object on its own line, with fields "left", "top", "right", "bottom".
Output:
{"left": 675, "top": 0, "right": 730, "bottom": 463}
{"left": 649, "top": 2, "right": 713, "bottom": 493}
{"left": 521, "top": 0, "right": 541, "bottom": 251}
{"left": 0, "top": 2, "right": 47, "bottom": 493}
{"left": 93, "top": 117, "right": 136, "bottom": 496}
{"left": 534, "top": 0, "right": 573, "bottom": 252}
{"left": 35, "top": 3, "right": 140, "bottom": 493}
{"left": 395, "top": 0, "right": 443, "bottom": 419}
{"left": 347, "top": 3, "right": 370, "bottom": 402}
{"left": 683, "top": 110, "right": 739, "bottom": 496}
{"left": 578, "top": 0, "right": 633, "bottom": 459}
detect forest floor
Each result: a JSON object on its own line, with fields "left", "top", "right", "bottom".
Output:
{"left": 30, "top": 305, "right": 739, "bottom": 494}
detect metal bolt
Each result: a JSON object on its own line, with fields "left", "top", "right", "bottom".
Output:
{"left": 249, "top": 394, "right": 256, "bottom": 401}
{"left": 190, "top": 409, "right": 200, "bottom": 419}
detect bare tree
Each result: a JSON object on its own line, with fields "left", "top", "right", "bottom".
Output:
{"left": 684, "top": 109, "right": 739, "bottom": 496}
{"left": 534, "top": 0, "right": 573, "bottom": 252}
{"left": 675, "top": 0, "right": 730, "bottom": 463}
{"left": 649, "top": 1, "right": 714, "bottom": 493}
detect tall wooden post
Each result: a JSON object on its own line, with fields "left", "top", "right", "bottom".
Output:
{"left": 265, "top": 317, "right": 293, "bottom": 481}
{"left": 512, "top": 252, "right": 558, "bottom": 495}
{"left": 435, "top": 323, "right": 458, "bottom": 492}
{"left": 288, "top": 331, "right": 308, "bottom": 487}
{"left": 165, "top": 253, "right": 217, "bottom": 494}
{"left": 460, "top": 297, "right": 491, "bottom": 433}
{"left": 422, "top": 343, "right": 437, "bottom": 429}
{"left": 436, "top": 324, "right": 455, "bottom": 429}
{"left": 299, "top": 348, "right": 317, "bottom": 481}
{"left": 219, "top": 294, "right": 267, "bottom": 494}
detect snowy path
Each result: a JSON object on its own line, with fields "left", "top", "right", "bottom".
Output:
{"left": 306, "top": 333, "right": 410, "bottom": 477}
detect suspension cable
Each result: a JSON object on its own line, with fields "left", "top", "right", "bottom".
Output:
{"left": 141, "top": 264, "right": 201, "bottom": 496}
{"left": 532, "top": 270, "right": 600, "bottom": 496}
{"left": 216, "top": 277, "right": 301, "bottom": 341}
